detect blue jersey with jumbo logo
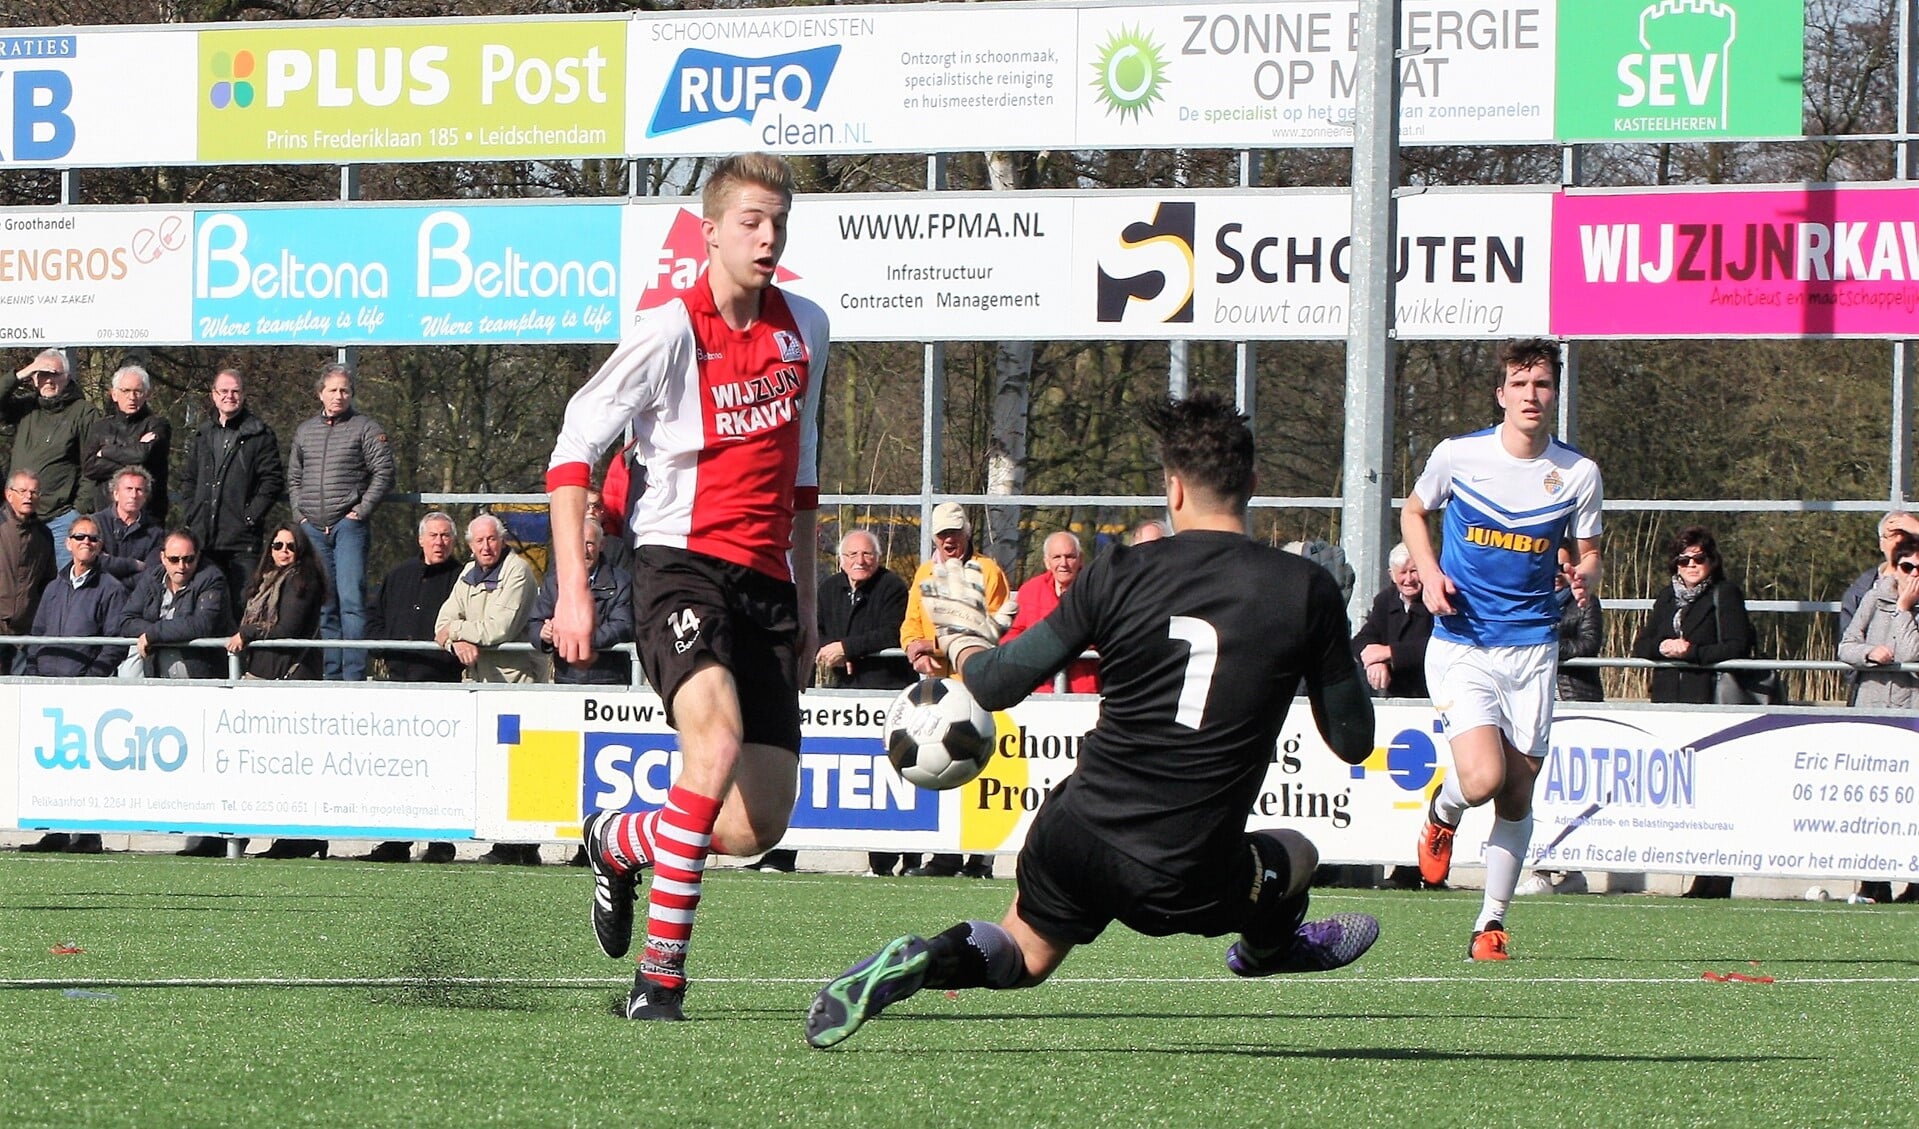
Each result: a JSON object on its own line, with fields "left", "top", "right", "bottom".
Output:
{"left": 1411, "top": 427, "right": 1603, "bottom": 647}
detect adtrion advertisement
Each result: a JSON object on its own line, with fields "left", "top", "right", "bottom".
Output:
{"left": 190, "top": 203, "right": 622, "bottom": 344}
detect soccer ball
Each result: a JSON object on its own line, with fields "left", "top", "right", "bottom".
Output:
{"left": 884, "top": 678, "right": 997, "bottom": 790}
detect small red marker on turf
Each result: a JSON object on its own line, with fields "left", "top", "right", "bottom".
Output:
{"left": 50, "top": 943, "right": 83, "bottom": 955}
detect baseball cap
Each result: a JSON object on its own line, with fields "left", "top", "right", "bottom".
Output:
{"left": 930, "top": 502, "right": 969, "bottom": 535}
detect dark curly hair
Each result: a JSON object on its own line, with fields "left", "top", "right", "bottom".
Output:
{"left": 1495, "top": 337, "right": 1562, "bottom": 386}
{"left": 1140, "top": 392, "right": 1255, "bottom": 511}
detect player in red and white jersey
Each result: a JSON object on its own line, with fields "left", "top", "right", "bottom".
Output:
{"left": 546, "top": 153, "right": 829, "bottom": 1021}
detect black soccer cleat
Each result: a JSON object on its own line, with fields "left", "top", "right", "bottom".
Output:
{"left": 1226, "top": 912, "right": 1380, "bottom": 977}
{"left": 804, "top": 935, "right": 931, "bottom": 1049}
{"left": 625, "top": 973, "right": 687, "bottom": 1022}
{"left": 583, "top": 811, "right": 642, "bottom": 959}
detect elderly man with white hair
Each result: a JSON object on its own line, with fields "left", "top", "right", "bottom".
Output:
{"left": 434, "top": 513, "right": 546, "bottom": 685}
{"left": 83, "top": 362, "right": 171, "bottom": 522}
{"left": 1350, "top": 541, "right": 1433, "bottom": 699}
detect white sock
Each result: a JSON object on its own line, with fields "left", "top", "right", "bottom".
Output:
{"left": 1432, "top": 772, "right": 1470, "bottom": 827}
{"left": 1478, "top": 812, "right": 1534, "bottom": 930}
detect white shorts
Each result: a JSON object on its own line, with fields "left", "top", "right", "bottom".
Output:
{"left": 1424, "top": 637, "right": 1557, "bottom": 758}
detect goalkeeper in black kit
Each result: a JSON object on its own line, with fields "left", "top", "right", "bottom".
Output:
{"left": 805, "top": 393, "right": 1380, "bottom": 1049}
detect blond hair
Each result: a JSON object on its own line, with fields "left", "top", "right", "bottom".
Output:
{"left": 702, "top": 152, "right": 796, "bottom": 219}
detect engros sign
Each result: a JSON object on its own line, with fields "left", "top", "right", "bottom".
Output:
{"left": 0, "top": 209, "right": 194, "bottom": 346}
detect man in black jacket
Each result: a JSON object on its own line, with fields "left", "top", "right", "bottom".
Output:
{"left": 359, "top": 511, "right": 466, "bottom": 863}
{"left": 0, "top": 470, "right": 55, "bottom": 676}
{"left": 178, "top": 368, "right": 284, "bottom": 608}
{"left": 1351, "top": 542, "right": 1433, "bottom": 699}
{"left": 817, "top": 529, "right": 913, "bottom": 690}
{"left": 94, "top": 466, "right": 164, "bottom": 586}
{"left": 124, "top": 528, "right": 230, "bottom": 681}
{"left": 82, "top": 364, "right": 170, "bottom": 521}
{"left": 529, "top": 517, "right": 635, "bottom": 687}
{"left": 18, "top": 514, "right": 127, "bottom": 853}
{"left": 6, "top": 349, "right": 100, "bottom": 567}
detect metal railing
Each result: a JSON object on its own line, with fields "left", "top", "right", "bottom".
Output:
{"left": 0, "top": 633, "right": 1901, "bottom": 700}
{"left": 0, "top": 634, "right": 642, "bottom": 685}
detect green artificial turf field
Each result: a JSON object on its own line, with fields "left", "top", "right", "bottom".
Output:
{"left": 3, "top": 853, "right": 1914, "bottom": 1128}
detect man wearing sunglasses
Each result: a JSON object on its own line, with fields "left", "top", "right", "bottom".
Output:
{"left": 17, "top": 515, "right": 127, "bottom": 854}
{"left": 123, "top": 529, "right": 231, "bottom": 682}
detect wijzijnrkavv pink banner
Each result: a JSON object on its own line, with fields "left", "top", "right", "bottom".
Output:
{"left": 1551, "top": 187, "right": 1919, "bottom": 338}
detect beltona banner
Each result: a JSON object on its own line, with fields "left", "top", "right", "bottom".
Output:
{"left": 0, "top": 209, "right": 194, "bottom": 347}
{"left": 0, "top": 30, "right": 198, "bottom": 168}
{"left": 190, "top": 203, "right": 623, "bottom": 345}
{"left": 16, "top": 685, "right": 478, "bottom": 839}
{"left": 1551, "top": 185, "right": 1919, "bottom": 338}
{"left": 195, "top": 19, "right": 629, "bottom": 163}
{"left": 1076, "top": 1, "right": 1557, "bottom": 148}
{"left": 1553, "top": 0, "right": 1805, "bottom": 142}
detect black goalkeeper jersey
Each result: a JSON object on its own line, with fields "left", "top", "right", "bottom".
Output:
{"left": 966, "top": 529, "right": 1358, "bottom": 874}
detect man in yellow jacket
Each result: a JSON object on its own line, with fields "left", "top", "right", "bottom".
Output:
{"left": 900, "top": 501, "right": 1009, "bottom": 877}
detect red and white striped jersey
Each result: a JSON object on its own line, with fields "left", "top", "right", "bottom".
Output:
{"left": 547, "top": 273, "right": 828, "bottom": 581}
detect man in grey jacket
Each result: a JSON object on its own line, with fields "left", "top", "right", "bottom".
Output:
{"left": 287, "top": 363, "right": 394, "bottom": 681}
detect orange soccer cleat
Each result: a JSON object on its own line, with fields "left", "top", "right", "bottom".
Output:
{"left": 1469, "top": 922, "right": 1510, "bottom": 961}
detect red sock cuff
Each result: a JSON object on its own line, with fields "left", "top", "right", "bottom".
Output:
{"left": 665, "top": 785, "right": 722, "bottom": 826}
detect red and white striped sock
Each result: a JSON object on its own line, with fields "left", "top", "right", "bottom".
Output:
{"left": 637, "top": 786, "right": 722, "bottom": 990}
{"left": 598, "top": 810, "right": 659, "bottom": 874}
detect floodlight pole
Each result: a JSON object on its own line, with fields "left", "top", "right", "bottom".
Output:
{"left": 1340, "top": 1, "right": 1403, "bottom": 622}
{"left": 1895, "top": 0, "right": 1918, "bottom": 506}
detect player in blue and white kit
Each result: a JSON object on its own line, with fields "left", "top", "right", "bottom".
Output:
{"left": 1403, "top": 338, "right": 1602, "bottom": 961}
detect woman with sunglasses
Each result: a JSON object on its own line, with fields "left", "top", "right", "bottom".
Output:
{"left": 226, "top": 523, "right": 326, "bottom": 682}
{"left": 226, "top": 524, "right": 328, "bottom": 860}
{"left": 1838, "top": 530, "right": 1919, "bottom": 903}
{"left": 1631, "top": 525, "right": 1753, "bottom": 898}
{"left": 1839, "top": 530, "right": 1919, "bottom": 708}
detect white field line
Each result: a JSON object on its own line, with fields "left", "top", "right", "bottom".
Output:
{"left": 2, "top": 974, "right": 1916, "bottom": 990}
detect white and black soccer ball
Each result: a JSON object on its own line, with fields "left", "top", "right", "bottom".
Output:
{"left": 884, "top": 677, "right": 997, "bottom": 790}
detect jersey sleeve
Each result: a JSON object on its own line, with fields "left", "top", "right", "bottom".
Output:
{"left": 788, "top": 293, "right": 830, "bottom": 511}
{"left": 1573, "top": 460, "right": 1604, "bottom": 539}
{"left": 1410, "top": 438, "right": 1454, "bottom": 510}
{"left": 1303, "top": 564, "right": 1360, "bottom": 692}
{"left": 545, "top": 302, "right": 690, "bottom": 491}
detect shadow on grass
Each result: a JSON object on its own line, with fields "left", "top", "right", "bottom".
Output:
{"left": 368, "top": 923, "right": 543, "bottom": 1013}
{"left": 3, "top": 891, "right": 400, "bottom": 914}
